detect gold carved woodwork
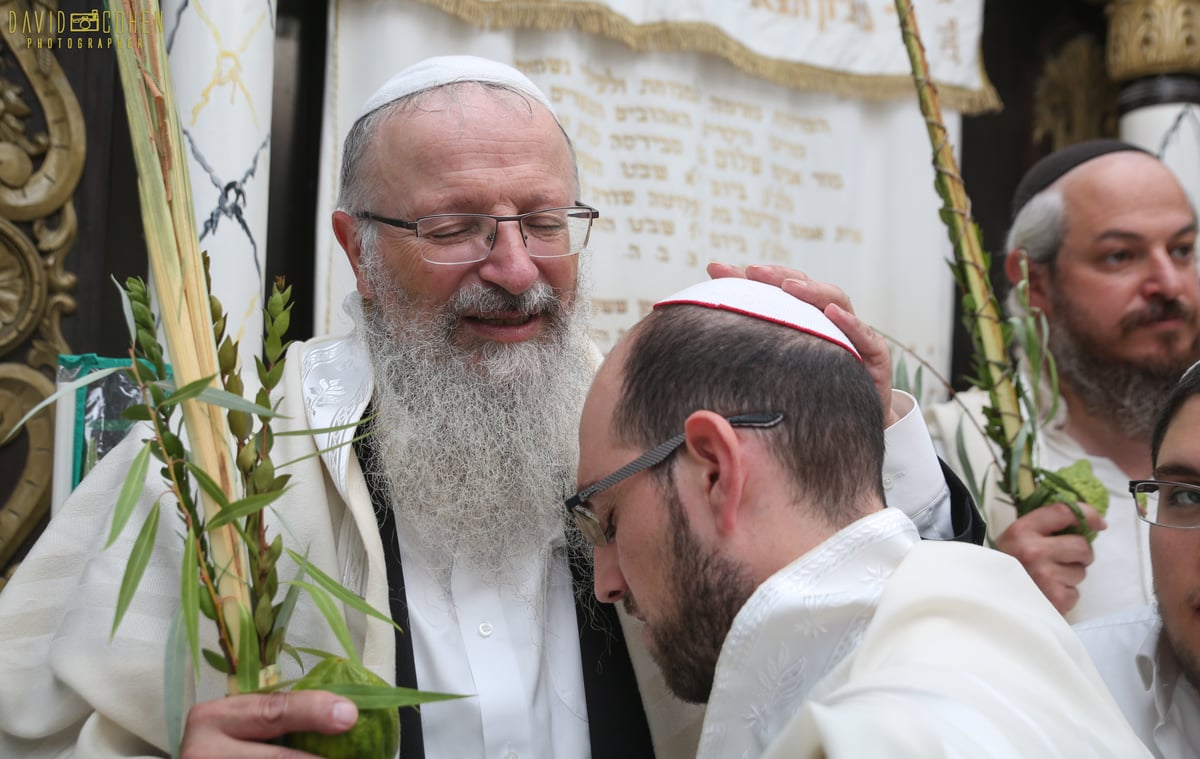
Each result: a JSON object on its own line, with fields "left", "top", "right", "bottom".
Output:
{"left": 1106, "top": 0, "right": 1200, "bottom": 81}
{"left": 0, "top": 363, "right": 55, "bottom": 582}
{"left": 0, "top": 0, "right": 85, "bottom": 589}
{"left": 1033, "top": 35, "right": 1120, "bottom": 151}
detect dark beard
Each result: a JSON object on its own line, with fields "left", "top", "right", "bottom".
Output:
{"left": 630, "top": 478, "right": 756, "bottom": 704}
{"left": 1162, "top": 609, "right": 1200, "bottom": 695}
{"left": 1049, "top": 292, "right": 1199, "bottom": 440}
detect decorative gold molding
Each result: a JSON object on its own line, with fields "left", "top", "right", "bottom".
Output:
{"left": 0, "top": 363, "right": 55, "bottom": 579}
{"left": 410, "top": 0, "right": 1002, "bottom": 114}
{"left": 1034, "top": 35, "right": 1119, "bottom": 150}
{"left": 1106, "top": 0, "right": 1200, "bottom": 81}
{"left": 0, "top": 0, "right": 84, "bottom": 586}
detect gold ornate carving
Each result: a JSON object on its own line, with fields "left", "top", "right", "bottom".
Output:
{"left": 0, "top": 0, "right": 84, "bottom": 585}
{"left": 0, "top": 363, "right": 55, "bottom": 581}
{"left": 1106, "top": 0, "right": 1200, "bottom": 81}
{"left": 1033, "top": 35, "right": 1120, "bottom": 151}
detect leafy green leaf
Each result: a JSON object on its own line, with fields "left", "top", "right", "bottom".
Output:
{"left": 285, "top": 548, "right": 400, "bottom": 632}
{"left": 185, "top": 461, "right": 231, "bottom": 511}
{"left": 164, "top": 607, "right": 188, "bottom": 759}
{"left": 274, "top": 415, "right": 374, "bottom": 438}
{"left": 276, "top": 431, "right": 373, "bottom": 470}
{"left": 953, "top": 421, "right": 982, "bottom": 507}
{"left": 320, "top": 683, "right": 467, "bottom": 709}
{"left": 107, "top": 442, "right": 153, "bottom": 548}
{"left": 196, "top": 386, "right": 282, "bottom": 418}
{"left": 271, "top": 550, "right": 307, "bottom": 640}
{"left": 205, "top": 488, "right": 289, "bottom": 531}
{"left": 198, "top": 581, "right": 218, "bottom": 620}
{"left": 1008, "top": 425, "right": 1031, "bottom": 499}
{"left": 202, "top": 647, "right": 231, "bottom": 674}
{"left": 114, "top": 275, "right": 137, "bottom": 345}
{"left": 279, "top": 645, "right": 305, "bottom": 672}
{"left": 181, "top": 525, "right": 201, "bottom": 678}
{"left": 120, "top": 404, "right": 154, "bottom": 422}
{"left": 159, "top": 375, "right": 217, "bottom": 409}
{"left": 111, "top": 500, "right": 160, "bottom": 640}
{"left": 288, "top": 581, "right": 359, "bottom": 666}
{"left": 254, "top": 595, "right": 274, "bottom": 639}
{"left": 892, "top": 353, "right": 911, "bottom": 396}
{"left": 235, "top": 601, "right": 261, "bottom": 694}
{"left": 288, "top": 645, "right": 339, "bottom": 662}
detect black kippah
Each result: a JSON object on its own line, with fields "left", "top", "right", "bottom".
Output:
{"left": 1010, "top": 139, "right": 1152, "bottom": 220}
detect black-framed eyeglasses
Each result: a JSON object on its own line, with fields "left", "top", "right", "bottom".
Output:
{"left": 565, "top": 411, "right": 785, "bottom": 547}
{"left": 1130, "top": 479, "right": 1200, "bottom": 529}
{"left": 355, "top": 203, "right": 600, "bottom": 265}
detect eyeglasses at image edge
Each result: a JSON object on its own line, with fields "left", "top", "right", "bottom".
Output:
{"left": 1129, "top": 479, "right": 1200, "bottom": 529}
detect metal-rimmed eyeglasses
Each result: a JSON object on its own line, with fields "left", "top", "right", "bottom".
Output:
{"left": 355, "top": 203, "right": 600, "bottom": 265}
{"left": 565, "top": 411, "right": 785, "bottom": 547}
{"left": 1129, "top": 479, "right": 1200, "bottom": 529}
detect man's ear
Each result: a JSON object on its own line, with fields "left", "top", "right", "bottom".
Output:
{"left": 681, "top": 411, "right": 746, "bottom": 536}
{"left": 1004, "top": 247, "right": 1052, "bottom": 315}
{"left": 332, "top": 210, "right": 375, "bottom": 299}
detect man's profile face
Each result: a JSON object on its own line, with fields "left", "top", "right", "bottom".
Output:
{"left": 350, "top": 87, "right": 581, "bottom": 352}
{"left": 579, "top": 349, "right": 754, "bottom": 703}
{"left": 1042, "top": 152, "right": 1200, "bottom": 373}
{"left": 1150, "top": 394, "right": 1200, "bottom": 689}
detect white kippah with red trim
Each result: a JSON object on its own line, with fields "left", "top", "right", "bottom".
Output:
{"left": 654, "top": 278, "right": 862, "bottom": 360}
{"left": 358, "top": 55, "right": 555, "bottom": 120}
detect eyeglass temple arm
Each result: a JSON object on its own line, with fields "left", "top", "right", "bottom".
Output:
{"left": 566, "top": 411, "right": 783, "bottom": 508}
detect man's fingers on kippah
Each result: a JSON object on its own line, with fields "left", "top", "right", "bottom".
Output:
{"left": 744, "top": 264, "right": 811, "bottom": 288}
{"left": 779, "top": 277, "right": 852, "bottom": 315}
{"left": 824, "top": 304, "right": 880, "bottom": 353}
{"left": 706, "top": 261, "right": 746, "bottom": 279}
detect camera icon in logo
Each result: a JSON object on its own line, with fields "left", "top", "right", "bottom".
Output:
{"left": 70, "top": 10, "right": 99, "bottom": 33}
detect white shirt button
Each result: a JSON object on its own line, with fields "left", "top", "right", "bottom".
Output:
{"left": 478, "top": 622, "right": 494, "bottom": 637}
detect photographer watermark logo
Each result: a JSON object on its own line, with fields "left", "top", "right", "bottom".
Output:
{"left": 9, "top": 7, "right": 162, "bottom": 49}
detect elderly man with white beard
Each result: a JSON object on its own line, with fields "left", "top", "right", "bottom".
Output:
{"left": 0, "top": 56, "right": 980, "bottom": 759}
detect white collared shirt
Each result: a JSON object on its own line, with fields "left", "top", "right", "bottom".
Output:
{"left": 397, "top": 528, "right": 592, "bottom": 759}
{"left": 884, "top": 390, "right": 955, "bottom": 540}
{"left": 1075, "top": 605, "right": 1200, "bottom": 758}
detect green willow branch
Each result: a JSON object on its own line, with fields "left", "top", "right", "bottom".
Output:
{"left": 894, "top": 0, "right": 1036, "bottom": 502}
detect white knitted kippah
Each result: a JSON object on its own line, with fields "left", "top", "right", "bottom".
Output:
{"left": 358, "top": 55, "right": 555, "bottom": 120}
{"left": 654, "top": 278, "right": 862, "bottom": 360}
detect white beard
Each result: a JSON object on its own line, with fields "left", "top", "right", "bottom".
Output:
{"left": 351, "top": 272, "right": 595, "bottom": 591}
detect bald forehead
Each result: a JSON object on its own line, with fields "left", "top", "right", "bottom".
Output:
{"left": 387, "top": 82, "right": 548, "bottom": 120}
{"left": 362, "top": 84, "right": 576, "bottom": 213}
{"left": 1050, "top": 150, "right": 1197, "bottom": 259}
{"left": 1058, "top": 151, "right": 1184, "bottom": 201}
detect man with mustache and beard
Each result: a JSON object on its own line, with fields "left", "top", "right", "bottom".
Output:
{"left": 929, "top": 140, "right": 1200, "bottom": 623}
{"left": 0, "top": 57, "right": 979, "bottom": 758}
{"left": 574, "top": 277, "right": 1148, "bottom": 758}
